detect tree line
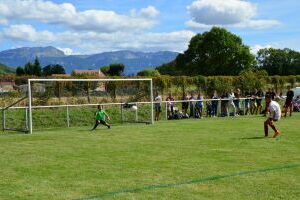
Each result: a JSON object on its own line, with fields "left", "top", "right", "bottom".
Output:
{"left": 16, "top": 57, "right": 66, "bottom": 76}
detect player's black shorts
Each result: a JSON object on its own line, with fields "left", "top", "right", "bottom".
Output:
{"left": 269, "top": 118, "right": 278, "bottom": 122}
{"left": 284, "top": 100, "right": 293, "bottom": 108}
{"left": 96, "top": 120, "right": 106, "bottom": 125}
{"left": 155, "top": 105, "right": 161, "bottom": 112}
{"left": 256, "top": 99, "right": 262, "bottom": 107}
{"left": 182, "top": 103, "right": 189, "bottom": 110}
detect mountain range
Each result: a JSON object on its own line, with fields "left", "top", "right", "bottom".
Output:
{"left": 0, "top": 46, "right": 178, "bottom": 75}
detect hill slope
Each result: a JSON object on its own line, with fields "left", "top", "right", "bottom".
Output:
{"left": 0, "top": 63, "right": 15, "bottom": 74}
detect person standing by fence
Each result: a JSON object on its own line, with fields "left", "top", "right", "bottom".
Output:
{"left": 227, "top": 90, "right": 236, "bottom": 117}
{"left": 255, "top": 89, "right": 264, "bottom": 114}
{"left": 212, "top": 90, "right": 219, "bottom": 117}
{"left": 283, "top": 86, "right": 294, "bottom": 117}
{"left": 234, "top": 89, "right": 241, "bottom": 115}
{"left": 166, "top": 93, "right": 175, "bottom": 119}
{"left": 182, "top": 93, "right": 189, "bottom": 117}
{"left": 195, "top": 93, "right": 204, "bottom": 118}
{"left": 154, "top": 92, "right": 162, "bottom": 121}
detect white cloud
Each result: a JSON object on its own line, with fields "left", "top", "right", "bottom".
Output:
{"left": 187, "top": 0, "right": 280, "bottom": 30}
{"left": 57, "top": 47, "right": 74, "bottom": 56}
{"left": 0, "top": 0, "right": 158, "bottom": 33}
{"left": 1, "top": 24, "right": 55, "bottom": 42}
{"left": 251, "top": 44, "right": 273, "bottom": 55}
{"left": 131, "top": 6, "right": 160, "bottom": 19}
{"left": 0, "top": 24, "right": 195, "bottom": 54}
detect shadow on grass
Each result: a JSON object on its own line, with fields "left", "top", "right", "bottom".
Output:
{"left": 76, "top": 164, "right": 300, "bottom": 200}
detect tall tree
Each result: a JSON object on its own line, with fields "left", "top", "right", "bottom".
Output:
{"left": 16, "top": 67, "right": 25, "bottom": 76}
{"left": 43, "top": 64, "right": 66, "bottom": 76}
{"left": 157, "top": 27, "right": 255, "bottom": 76}
{"left": 257, "top": 48, "right": 300, "bottom": 75}
{"left": 24, "top": 62, "right": 34, "bottom": 75}
{"left": 33, "top": 57, "right": 42, "bottom": 76}
{"left": 100, "top": 63, "right": 125, "bottom": 76}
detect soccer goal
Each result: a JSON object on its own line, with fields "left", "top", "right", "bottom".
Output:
{"left": 25, "top": 78, "right": 154, "bottom": 134}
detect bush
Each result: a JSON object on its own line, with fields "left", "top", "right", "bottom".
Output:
{"left": 137, "top": 69, "right": 160, "bottom": 77}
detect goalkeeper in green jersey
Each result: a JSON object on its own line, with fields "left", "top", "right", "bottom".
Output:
{"left": 91, "top": 105, "right": 111, "bottom": 130}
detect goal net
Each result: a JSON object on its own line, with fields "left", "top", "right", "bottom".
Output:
{"left": 1, "top": 96, "right": 29, "bottom": 133}
{"left": 26, "top": 78, "right": 154, "bottom": 133}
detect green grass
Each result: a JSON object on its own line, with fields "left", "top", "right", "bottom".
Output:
{"left": 0, "top": 114, "right": 300, "bottom": 200}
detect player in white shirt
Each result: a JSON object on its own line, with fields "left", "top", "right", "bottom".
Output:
{"left": 264, "top": 95, "right": 282, "bottom": 138}
{"left": 154, "top": 92, "right": 162, "bottom": 121}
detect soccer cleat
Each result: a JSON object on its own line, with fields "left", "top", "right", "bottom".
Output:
{"left": 273, "top": 131, "right": 281, "bottom": 138}
{"left": 108, "top": 125, "right": 111, "bottom": 129}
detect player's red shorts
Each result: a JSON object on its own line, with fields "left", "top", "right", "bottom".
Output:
{"left": 284, "top": 100, "right": 293, "bottom": 108}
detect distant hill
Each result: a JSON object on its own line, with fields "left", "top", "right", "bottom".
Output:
{"left": 0, "top": 46, "right": 178, "bottom": 75}
{"left": 0, "top": 63, "right": 15, "bottom": 74}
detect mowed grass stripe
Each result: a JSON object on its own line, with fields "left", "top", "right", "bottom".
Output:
{"left": 80, "top": 163, "right": 300, "bottom": 200}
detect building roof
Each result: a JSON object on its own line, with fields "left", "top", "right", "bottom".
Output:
{"left": 0, "top": 81, "right": 15, "bottom": 86}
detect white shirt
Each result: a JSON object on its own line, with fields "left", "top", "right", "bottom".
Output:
{"left": 155, "top": 95, "right": 162, "bottom": 105}
{"left": 228, "top": 92, "right": 235, "bottom": 104}
{"left": 269, "top": 100, "right": 281, "bottom": 120}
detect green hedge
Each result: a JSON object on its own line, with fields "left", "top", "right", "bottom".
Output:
{"left": 152, "top": 74, "right": 300, "bottom": 96}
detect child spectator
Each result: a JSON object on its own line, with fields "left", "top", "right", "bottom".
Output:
{"left": 166, "top": 93, "right": 175, "bottom": 119}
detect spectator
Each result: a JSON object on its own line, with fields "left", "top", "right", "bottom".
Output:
{"left": 244, "top": 90, "right": 251, "bottom": 115}
{"left": 211, "top": 90, "right": 219, "bottom": 117}
{"left": 276, "top": 92, "right": 285, "bottom": 102}
{"left": 271, "top": 88, "right": 277, "bottom": 100}
{"left": 166, "top": 93, "right": 175, "bottom": 119}
{"left": 255, "top": 89, "right": 264, "bottom": 114}
{"left": 195, "top": 93, "right": 203, "bottom": 118}
{"left": 206, "top": 101, "right": 213, "bottom": 117}
{"left": 221, "top": 92, "right": 228, "bottom": 117}
{"left": 182, "top": 93, "right": 189, "bottom": 117}
{"left": 154, "top": 92, "right": 162, "bottom": 121}
{"left": 189, "top": 92, "right": 196, "bottom": 118}
{"left": 250, "top": 89, "right": 258, "bottom": 115}
{"left": 293, "top": 96, "right": 300, "bottom": 112}
{"left": 227, "top": 89, "right": 236, "bottom": 116}
{"left": 283, "top": 86, "right": 294, "bottom": 117}
{"left": 234, "top": 88, "right": 241, "bottom": 115}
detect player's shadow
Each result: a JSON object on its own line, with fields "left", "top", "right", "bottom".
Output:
{"left": 240, "top": 136, "right": 266, "bottom": 140}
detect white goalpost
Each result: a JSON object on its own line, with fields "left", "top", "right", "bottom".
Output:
{"left": 27, "top": 78, "right": 154, "bottom": 134}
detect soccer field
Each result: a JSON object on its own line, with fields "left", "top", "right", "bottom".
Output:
{"left": 0, "top": 114, "right": 299, "bottom": 200}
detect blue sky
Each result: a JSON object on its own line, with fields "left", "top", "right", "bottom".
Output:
{"left": 0, "top": 0, "right": 299, "bottom": 55}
